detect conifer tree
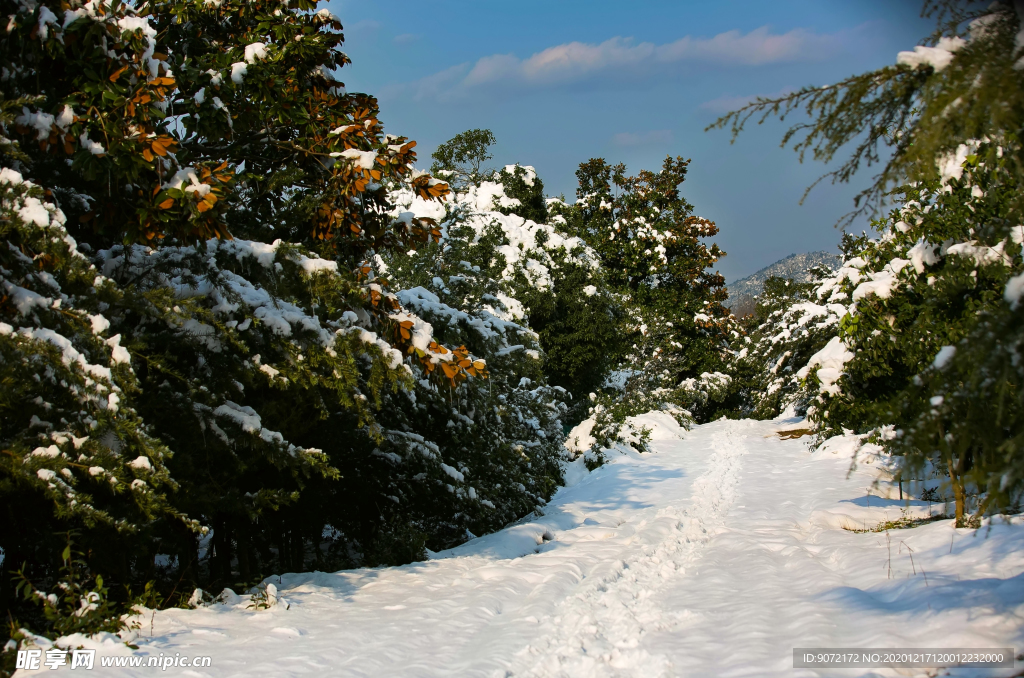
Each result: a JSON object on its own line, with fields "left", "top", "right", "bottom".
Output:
{"left": 713, "top": 0, "right": 1024, "bottom": 524}
{"left": 727, "top": 271, "right": 843, "bottom": 419}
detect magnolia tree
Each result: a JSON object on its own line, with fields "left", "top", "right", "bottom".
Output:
{"left": 0, "top": 0, "right": 538, "bottom": 644}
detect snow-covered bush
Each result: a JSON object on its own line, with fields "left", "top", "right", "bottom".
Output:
{"left": 14, "top": 543, "right": 128, "bottom": 640}
{"left": 731, "top": 149, "right": 1024, "bottom": 525}
{"left": 728, "top": 269, "right": 843, "bottom": 419}
{"left": 804, "top": 152, "right": 1022, "bottom": 433}
{"left": 361, "top": 184, "right": 579, "bottom": 551}
{"left": 815, "top": 151, "right": 1024, "bottom": 523}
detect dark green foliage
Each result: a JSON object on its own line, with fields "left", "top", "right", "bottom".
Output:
{"left": 0, "top": 168, "right": 189, "bottom": 638}
{"left": 515, "top": 258, "right": 622, "bottom": 408}
{"left": 496, "top": 164, "right": 548, "bottom": 224}
{"left": 890, "top": 298, "right": 1024, "bottom": 520}
{"left": 15, "top": 541, "right": 131, "bottom": 640}
{"left": 430, "top": 128, "right": 498, "bottom": 188}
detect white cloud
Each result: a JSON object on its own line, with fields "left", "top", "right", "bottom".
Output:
{"left": 399, "top": 26, "right": 843, "bottom": 101}
{"left": 393, "top": 33, "right": 418, "bottom": 45}
{"left": 612, "top": 130, "right": 673, "bottom": 148}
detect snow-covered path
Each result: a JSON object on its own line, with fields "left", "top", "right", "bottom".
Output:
{"left": 83, "top": 417, "right": 1024, "bottom": 677}
{"left": 506, "top": 420, "right": 750, "bottom": 676}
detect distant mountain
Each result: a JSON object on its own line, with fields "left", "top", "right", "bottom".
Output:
{"left": 725, "top": 251, "right": 841, "bottom": 317}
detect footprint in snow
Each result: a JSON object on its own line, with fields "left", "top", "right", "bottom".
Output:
{"left": 270, "top": 627, "right": 302, "bottom": 636}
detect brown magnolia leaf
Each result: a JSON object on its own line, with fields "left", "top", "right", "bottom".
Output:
{"left": 158, "top": 198, "right": 174, "bottom": 209}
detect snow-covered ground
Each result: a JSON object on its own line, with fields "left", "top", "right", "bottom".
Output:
{"left": 26, "top": 416, "right": 1024, "bottom": 677}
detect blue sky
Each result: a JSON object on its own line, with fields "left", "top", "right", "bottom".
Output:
{"left": 328, "top": 0, "right": 933, "bottom": 281}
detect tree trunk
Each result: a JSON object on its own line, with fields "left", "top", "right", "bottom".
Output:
{"left": 949, "top": 461, "right": 965, "bottom": 527}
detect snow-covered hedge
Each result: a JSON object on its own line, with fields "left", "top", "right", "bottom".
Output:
{"left": 0, "top": 0, "right": 583, "bottom": 647}
{"left": 728, "top": 146, "right": 1024, "bottom": 524}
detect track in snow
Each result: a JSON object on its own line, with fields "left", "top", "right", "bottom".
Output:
{"left": 506, "top": 421, "right": 751, "bottom": 677}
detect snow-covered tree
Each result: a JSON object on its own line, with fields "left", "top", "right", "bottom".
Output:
{"left": 726, "top": 270, "right": 843, "bottom": 419}
{"left": 429, "top": 131, "right": 624, "bottom": 421}
{"left": 0, "top": 164, "right": 189, "bottom": 637}
{"left": 714, "top": 0, "right": 1024, "bottom": 526}
{"left": 553, "top": 157, "right": 734, "bottom": 426}
{"left": 802, "top": 154, "right": 1024, "bottom": 524}
{"left": 495, "top": 164, "right": 548, "bottom": 225}
{"left": 373, "top": 184, "right": 577, "bottom": 551}
{"left": 430, "top": 128, "right": 497, "bottom": 189}
{"left": 0, "top": 0, "right": 519, "bottom": 640}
